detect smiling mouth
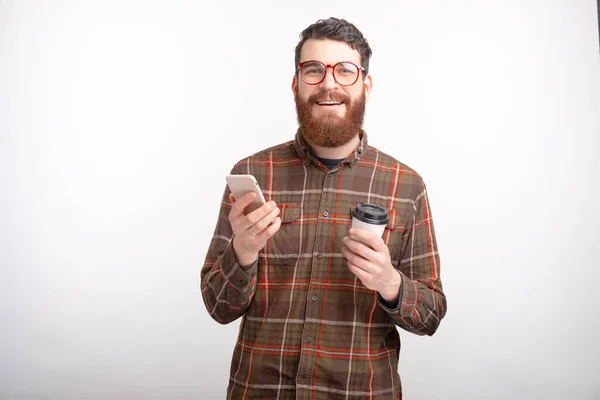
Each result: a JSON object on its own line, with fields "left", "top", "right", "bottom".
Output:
{"left": 316, "top": 101, "right": 343, "bottom": 106}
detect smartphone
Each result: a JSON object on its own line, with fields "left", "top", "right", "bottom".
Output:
{"left": 226, "top": 174, "right": 267, "bottom": 214}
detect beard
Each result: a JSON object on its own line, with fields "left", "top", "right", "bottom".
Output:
{"left": 294, "top": 89, "right": 366, "bottom": 148}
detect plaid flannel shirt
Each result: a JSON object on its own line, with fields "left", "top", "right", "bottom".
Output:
{"left": 201, "top": 131, "right": 447, "bottom": 399}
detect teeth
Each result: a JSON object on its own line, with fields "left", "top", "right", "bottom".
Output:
{"left": 318, "top": 101, "right": 342, "bottom": 105}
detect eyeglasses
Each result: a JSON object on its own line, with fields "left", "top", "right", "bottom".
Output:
{"left": 297, "top": 60, "right": 365, "bottom": 86}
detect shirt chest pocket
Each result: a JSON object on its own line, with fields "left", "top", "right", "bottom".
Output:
{"left": 384, "top": 208, "right": 409, "bottom": 263}
{"left": 264, "top": 203, "right": 301, "bottom": 265}
{"left": 350, "top": 205, "right": 407, "bottom": 263}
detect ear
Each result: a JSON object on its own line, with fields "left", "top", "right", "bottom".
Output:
{"left": 291, "top": 75, "right": 298, "bottom": 96}
{"left": 363, "top": 74, "right": 373, "bottom": 102}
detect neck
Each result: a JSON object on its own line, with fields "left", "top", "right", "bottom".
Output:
{"left": 306, "top": 134, "right": 360, "bottom": 159}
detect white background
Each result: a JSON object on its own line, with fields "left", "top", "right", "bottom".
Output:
{"left": 1, "top": 1, "right": 599, "bottom": 399}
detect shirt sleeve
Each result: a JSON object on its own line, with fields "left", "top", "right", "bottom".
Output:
{"left": 379, "top": 179, "right": 447, "bottom": 336}
{"left": 200, "top": 165, "right": 258, "bottom": 324}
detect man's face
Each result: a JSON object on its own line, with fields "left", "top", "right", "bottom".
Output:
{"left": 292, "top": 39, "right": 372, "bottom": 148}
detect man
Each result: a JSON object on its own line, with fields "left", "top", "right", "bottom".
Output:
{"left": 201, "top": 17, "right": 447, "bottom": 400}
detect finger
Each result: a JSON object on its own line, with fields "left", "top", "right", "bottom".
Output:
{"left": 342, "top": 245, "right": 376, "bottom": 274}
{"left": 251, "top": 205, "right": 281, "bottom": 234}
{"left": 343, "top": 236, "right": 379, "bottom": 263}
{"left": 228, "top": 193, "right": 242, "bottom": 228}
{"left": 239, "top": 201, "right": 277, "bottom": 231}
{"left": 258, "top": 216, "right": 282, "bottom": 240}
{"left": 233, "top": 191, "right": 257, "bottom": 212}
{"left": 229, "top": 192, "right": 256, "bottom": 223}
{"left": 349, "top": 228, "right": 387, "bottom": 252}
{"left": 347, "top": 261, "right": 371, "bottom": 286}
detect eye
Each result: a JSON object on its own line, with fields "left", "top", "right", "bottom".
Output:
{"left": 304, "top": 63, "right": 324, "bottom": 75}
{"left": 335, "top": 63, "right": 358, "bottom": 75}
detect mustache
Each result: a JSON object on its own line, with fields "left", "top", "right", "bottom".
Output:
{"left": 307, "top": 90, "right": 350, "bottom": 104}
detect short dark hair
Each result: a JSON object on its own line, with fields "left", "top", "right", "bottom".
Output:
{"left": 294, "top": 17, "right": 372, "bottom": 75}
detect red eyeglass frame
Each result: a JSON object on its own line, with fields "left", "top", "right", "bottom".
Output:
{"left": 296, "top": 60, "right": 366, "bottom": 86}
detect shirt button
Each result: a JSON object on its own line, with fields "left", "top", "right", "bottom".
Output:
{"left": 239, "top": 280, "right": 247, "bottom": 286}
{"left": 316, "top": 253, "right": 323, "bottom": 259}
{"left": 305, "top": 336, "right": 312, "bottom": 343}
{"left": 300, "top": 378, "right": 306, "bottom": 385}
{"left": 312, "top": 294, "right": 318, "bottom": 301}
{"left": 322, "top": 210, "right": 329, "bottom": 217}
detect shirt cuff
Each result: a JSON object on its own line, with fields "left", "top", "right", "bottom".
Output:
{"left": 219, "top": 239, "right": 258, "bottom": 293}
{"left": 377, "top": 272, "right": 404, "bottom": 311}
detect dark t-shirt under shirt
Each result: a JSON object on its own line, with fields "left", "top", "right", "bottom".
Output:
{"left": 316, "top": 156, "right": 344, "bottom": 170}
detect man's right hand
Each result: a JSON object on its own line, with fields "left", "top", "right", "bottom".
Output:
{"left": 228, "top": 192, "right": 282, "bottom": 266}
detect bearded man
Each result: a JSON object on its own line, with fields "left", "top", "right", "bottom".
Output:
{"left": 201, "top": 17, "right": 447, "bottom": 400}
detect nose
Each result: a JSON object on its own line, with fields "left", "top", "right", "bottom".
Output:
{"left": 318, "top": 67, "right": 338, "bottom": 90}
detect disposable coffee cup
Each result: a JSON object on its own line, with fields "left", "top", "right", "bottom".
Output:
{"left": 351, "top": 203, "right": 389, "bottom": 240}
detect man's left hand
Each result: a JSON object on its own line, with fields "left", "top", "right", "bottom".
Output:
{"left": 342, "top": 228, "right": 402, "bottom": 304}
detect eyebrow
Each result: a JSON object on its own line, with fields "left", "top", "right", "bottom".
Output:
{"left": 301, "top": 60, "right": 359, "bottom": 65}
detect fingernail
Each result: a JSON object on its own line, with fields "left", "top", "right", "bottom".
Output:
{"left": 269, "top": 201, "right": 276, "bottom": 208}
{"left": 343, "top": 236, "right": 348, "bottom": 242}
{"left": 349, "top": 228, "right": 355, "bottom": 234}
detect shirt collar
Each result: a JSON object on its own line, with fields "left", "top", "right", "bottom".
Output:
{"left": 293, "top": 129, "right": 368, "bottom": 168}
